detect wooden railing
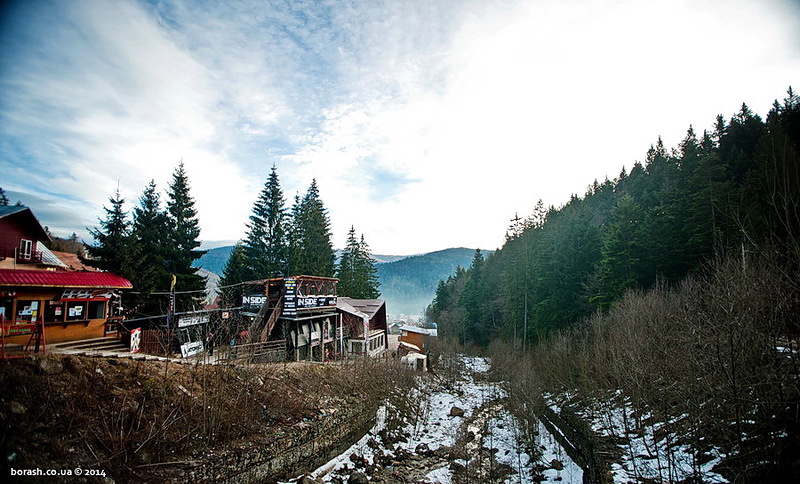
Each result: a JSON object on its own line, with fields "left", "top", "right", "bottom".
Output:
{"left": 229, "top": 340, "right": 286, "bottom": 363}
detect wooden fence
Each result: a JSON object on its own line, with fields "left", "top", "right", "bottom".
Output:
{"left": 229, "top": 340, "right": 287, "bottom": 363}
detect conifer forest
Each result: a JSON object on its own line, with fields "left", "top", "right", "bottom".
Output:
{"left": 426, "top": 90, "right": 800, "bottom": 481}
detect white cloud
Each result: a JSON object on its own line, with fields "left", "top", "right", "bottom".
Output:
{"left": 1, "top": 0, "right": 798, "bottom": 255}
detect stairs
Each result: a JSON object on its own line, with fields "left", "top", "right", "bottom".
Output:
{"left": 49, "top": 337, "right": 180, "bottom": 362}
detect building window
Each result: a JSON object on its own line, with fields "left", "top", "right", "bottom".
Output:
{"left": 16, "top": 300, "right": 40, "bottom": 322}
{"left": 88, "top": 301, "right": 106, "bottom": 319}
{"left": 66, "top": 302, "right": 86, "bottom": 320}
{"left": 19, "top": 239, "right": 32, "bottom": 260}
{"left": 45, "top": 302, "right": 65, "bottom": 322}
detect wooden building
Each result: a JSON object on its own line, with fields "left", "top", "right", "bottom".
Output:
{"left": 0, "top": 205, "right": 132, "bottom": 345}
{"left": 238, "top": 277, "right": 388, "bottom": 361}
{"left": 243, "top": 276, "right": 340, "bottom": 361}
{"left": 337, "top": 297, "right": 388, "bottom": 357}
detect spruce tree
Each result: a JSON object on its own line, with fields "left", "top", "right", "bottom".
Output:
{"left": 293, "top": 179, "right": 335, "bottom": 277}
{"left": 87, "top": 188, "right": 132, "bottom": 275}
{"left": 243, "top": 165, "right": 287, "bottom": 279}
{"left": 165, "top": 162, "right": 207, "bottom": 311}
{"left": 129, "top": 180, "right": 171, "bottom": 317}
{"left": 218, "top": 242, "right": 250, "bottom": 307}
{"left": 355, "top": 233, "right": 380, "bottom": 298}
{"left": 336, "top": 226, "right": 359, "bottom": 296}
{"left": 0, "top": 188, "right": 9, "bottom": 206}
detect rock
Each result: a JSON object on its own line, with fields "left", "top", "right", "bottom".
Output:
{"left": 550, "top": 458, "right": 564, "bottom": 471}
{"left": 35, "top": 357, "right": 63, "bottom": 375}
{"left": 9, "top": 401, "right": 26, "bottom": 415}
{"left": 449, "top": 406, "right": 464, "bottom": 417}
{"left": 62, "top": 355, "right": 83, "bottom": 373}
{"left": 414, "top": 442, "right": 431, "bottom": 456}
{"left": 348, "top": 471, "right": 369, "bottom": 484}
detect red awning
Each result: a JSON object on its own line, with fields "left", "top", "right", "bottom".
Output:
{"left": 0, "top": 269, "right": 132, "bottom": 289}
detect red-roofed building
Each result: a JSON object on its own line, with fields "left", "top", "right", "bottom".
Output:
{"left": 0, "top": 205, "right": 133, "bottom": 344}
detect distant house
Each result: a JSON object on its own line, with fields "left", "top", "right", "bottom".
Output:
{"left": 337, "top": 297, "right": 388, "bottom": 357}
{"left": 398, "top": 325, "right": 437, "bottom": 352}
{"left": 0, "top": 205, "right": 132, "bottom": 346}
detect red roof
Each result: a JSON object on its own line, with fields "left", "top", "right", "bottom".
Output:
{"left": 0, "top": 269, "right": 132, "bottom": 289}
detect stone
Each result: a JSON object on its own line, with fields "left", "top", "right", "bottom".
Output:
{"left": 348, "top": 471, "right": 369, "bottom": 484}
{"left": 414, "top": 442, "right": 431, "bottom": 456}
{"left": 550, "top": 458, "right": 564, "bottom": 470}
{"left": 35, "top": 357, "right": 63, "bottom": 375}
{"left": 449, "top": 406, "right": 464, "bottom": 417}
{"left": 9, "top": 401, "right": 26, "bottom": 415}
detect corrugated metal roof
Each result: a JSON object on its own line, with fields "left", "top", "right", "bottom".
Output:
{"left": 38, "top": 244, "right": 67, "bottom": 268}
{"left": 0, "top": 269, "right": 132, "bottom": 289}
{"left": 338, "top": 297, "right": 385, "bottom": 319}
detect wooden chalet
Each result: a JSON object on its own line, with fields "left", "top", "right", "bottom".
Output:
{"left": 337, "top": 297, "right": 388, "bottom": 357}
{"left": 237, "top": 277, "right": 389, "bottom": 361}
{"left": 0, "top": 205, "right": 132, "bottom": 346}
{"left": 242, "top": 275, "right": 341, "bottom": 361}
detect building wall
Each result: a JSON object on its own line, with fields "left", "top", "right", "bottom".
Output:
{"left": 399, "top": 331, "right": 426, "bottom": 350}
{"left": 2, "top": 288, "right": 112, "bottom": 344}
{"left": 0, "top": 216, "right": 40, "bottom": 269}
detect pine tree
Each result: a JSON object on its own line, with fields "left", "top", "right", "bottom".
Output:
{"left": 87, "top": 188, "right": 132, "bottom": 275}
{"left": 292, "top": 179, "right": 335, "bottom": 276}
{"left": 336, "top": 227, "right": 381, "bottom": 298}
{"left": 0, "top": 188, "right": 9, "bottom": 206}
{"left": 165, "top": 162, "right": 207, "bottom": 311}
{"left": 129, "top": 180, "right": 171, "bottom": 317}
{"left": 355, "top": 233, "right": 381, "bottom": 299}
{"left": 243, "top": 165, "right": 287, "bottom": 279}
{"left": 336, "top": 226, "right": 359, "bottom": 296}
{"left": 218, "top": 242, "right": 250, "bottom": 307}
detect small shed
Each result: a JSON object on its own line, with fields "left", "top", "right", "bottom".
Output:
{"left": 398, "top": 325, "right": 437, "bottom": 353}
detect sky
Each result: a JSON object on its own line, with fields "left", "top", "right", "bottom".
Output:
{"left": 1, "top": 0, "right": 798, "bottom": 255}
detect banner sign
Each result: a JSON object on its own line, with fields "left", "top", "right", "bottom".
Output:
{"left": 241, "top": 294, "right": 268, "bottom": 312}
{"left": 296, "top": 296, "right": 337, "bottom": 309}
{"left": 130, "top": 327, "right": 141, "bottom": 353}
{"left": 283, "top": 278, "right": 297, "bottom": 317}
{"left": 178, "top": 314, "right": 210, "bottom": 328}
{"left": 180, "top": 340, "right": 204, "bottom": 358}
{"left": 61, "top": 289, "right": 114, "bottom": 300}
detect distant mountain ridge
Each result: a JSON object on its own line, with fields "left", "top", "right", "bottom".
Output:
{"left": 194, "top": 246, "right": 482, "bottom": 317}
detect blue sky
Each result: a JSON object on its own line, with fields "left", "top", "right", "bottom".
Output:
{"left": 1, "top": 0, "right": 798, "bottom": 255}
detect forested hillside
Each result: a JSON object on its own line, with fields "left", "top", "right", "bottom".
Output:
{"left": 428, "top": 90, "right": 799, "bottom": 347}
{"left": 377, "top": 248, "right": 481, "bottom": 316}
{"left": 428, "top": 89, "right": 800, "bottom": 481}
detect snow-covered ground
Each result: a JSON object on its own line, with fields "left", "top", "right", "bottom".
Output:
{"left": 287, "top": 355, "right": 584, "bottom": 483}
{"left": 548, "top": 392, "right": 727, "bottom": 483}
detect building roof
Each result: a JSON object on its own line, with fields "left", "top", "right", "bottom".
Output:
{"left": 0, "top": 269, "right": 132, "bottom": 289}
{"left": 337, "top": 297, "right": 385, "bottom": 319}
{"left": 0, "top": 205, "right": 50, "bottom": 241}
{"left": 399, "top": 325, "right": 438, "bottom": 337}
{"left": 51, "top": 251, "right": 97, "bottom": 271}
{"left": 39, "top": 244, "right": 68, "bottom": 269}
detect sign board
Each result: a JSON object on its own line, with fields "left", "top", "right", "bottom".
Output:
{"left": 0, "top": 323, "right": 37, "bottom": 337}
{"left": 178, "top": 314, "right": 210, "bottom": 328}
{"left": 297, "top": 296, "right": 337, "bottom": 309}
{"left": 283, "top": 278, "right": 297, "bottom": 317}
{"left": 180, "top": 341, "right": 204, "bottom": 358}
{"left": 242, "top": 294, "right": 268, "bottom": 312}
{"left": 61, "top": 289, "right": 114, "bottom": 300}
{"left": 130, "top": 327, "right": 141, "bottom": 353}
